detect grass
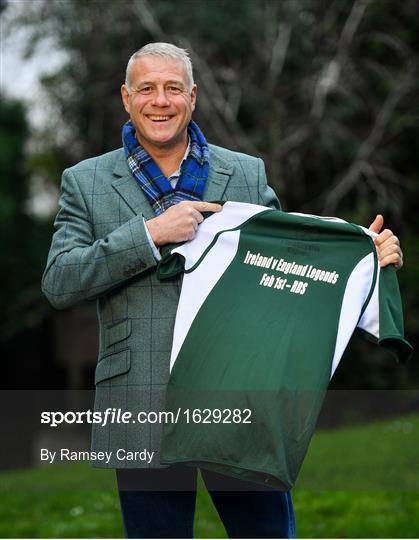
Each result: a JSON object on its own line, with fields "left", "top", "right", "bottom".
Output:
{"left": 1, "top": 413, "right": 419, "bottom": 538}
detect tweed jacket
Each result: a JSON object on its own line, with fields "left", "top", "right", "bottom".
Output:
{"left": 42, "top": 144, "right": 280, "bottom": 468}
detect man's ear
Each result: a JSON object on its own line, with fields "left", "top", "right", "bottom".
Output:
{"left": 121, "top": 85, "right": 131, "bottom": 114}
{"left": 190, "top": 84, "right": 197, "bottom": 111}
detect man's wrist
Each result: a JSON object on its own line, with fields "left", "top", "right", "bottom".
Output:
{"left": 143, "top": 218, "right": 161, "bottom": 261}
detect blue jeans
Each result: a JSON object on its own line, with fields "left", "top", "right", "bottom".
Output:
{"left": 117, "top": 465, "right": 296, "bottom": 538}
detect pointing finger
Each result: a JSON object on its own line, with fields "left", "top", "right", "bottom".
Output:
{"left": 188, "top": 202, "right": 223, "bottom": 213}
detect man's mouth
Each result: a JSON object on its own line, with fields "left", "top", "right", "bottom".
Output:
{"left": 146, "top": 115, "right": 173, "bottom": 122}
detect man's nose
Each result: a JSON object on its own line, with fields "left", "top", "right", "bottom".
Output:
{"left": 152, "top": 88, "right": 170, "bottom": 107}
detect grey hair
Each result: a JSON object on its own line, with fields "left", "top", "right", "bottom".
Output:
{"left": 125, "top": 42, "right": 194, "bottom": 91}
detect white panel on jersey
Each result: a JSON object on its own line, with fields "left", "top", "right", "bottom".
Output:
{"left": 357, "top": 225, "right": 378, "bottom": 240}
{"left": 290, "top": 212, "right": 347, "bottom": 224}
{"left": 170, "top": 229, "right": 241, "bottom": 371}
{"left": 357, "top": 265, "right": 381, "bottom": 338}
{"left": 330, "top": 252, "right": 375, "bottom": 378}
{"left": 172, "top": 201, "right": 269, "bottom": 271}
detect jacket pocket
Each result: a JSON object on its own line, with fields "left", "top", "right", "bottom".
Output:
{"left": 95, "top": 348, "right": 131, "bottom": 385}
{"left": 105, "top": 319, "right": 132, "bottom": 348}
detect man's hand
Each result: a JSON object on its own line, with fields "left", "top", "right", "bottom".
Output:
{"left": 369, "top": 214, "right": 403, "bottom": 269}
{"left": 146, "top": 201, "right": 222, "bottom": 246}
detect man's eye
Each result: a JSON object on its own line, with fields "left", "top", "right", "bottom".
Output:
{"left": 167, "top": 86, "right": 182, "bottom": 94}
{"left": 139, "top": 86, "right": 153, "bottom": 94}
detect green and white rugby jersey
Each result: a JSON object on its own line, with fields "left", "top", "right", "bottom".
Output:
{"left": 157, "top": 201, "right": 412, "bottom": 490}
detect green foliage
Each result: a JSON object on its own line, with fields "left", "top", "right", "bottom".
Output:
{"left": 299, "top": 412, "right": 419, "bottom": 491}
{"left": 295, "top": 491, "right": 419, "bottom": 538}
{"left": 0, "top": 97, "right": 53, "bottom": 340}
{"left": 0, "top": 99, "right": 28, "bottom": 219}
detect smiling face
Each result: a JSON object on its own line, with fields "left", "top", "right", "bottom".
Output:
{"left": 121, "top": 55, "right": 197, "bottom": 154}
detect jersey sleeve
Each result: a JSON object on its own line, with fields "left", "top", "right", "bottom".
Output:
{"left": 357, "top": 265, "right": 413, "bottom": 362}
{"left": 157, "top": 242, "right": 186, "bottom": 280}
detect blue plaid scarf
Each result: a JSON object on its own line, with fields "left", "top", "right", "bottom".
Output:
{"left": 122, "top": 119, "right": 209, "bottom": 216}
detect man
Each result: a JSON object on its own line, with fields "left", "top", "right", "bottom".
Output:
{"left": 42, "top": 43, "right": 403, "bottom": 539}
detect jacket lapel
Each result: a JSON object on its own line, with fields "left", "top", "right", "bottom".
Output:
{"left": 111, "top": 146, "right": 234, "bottom": 217}
{"left": 204, "top": 147, "right": 234, "bottom": 202}
{"left": 111, "top": 151, "right": 155, "bottom": 220}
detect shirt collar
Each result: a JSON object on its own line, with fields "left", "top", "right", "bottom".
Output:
{"left": 168, "top": 137, "right": 190, "bottom": 180}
